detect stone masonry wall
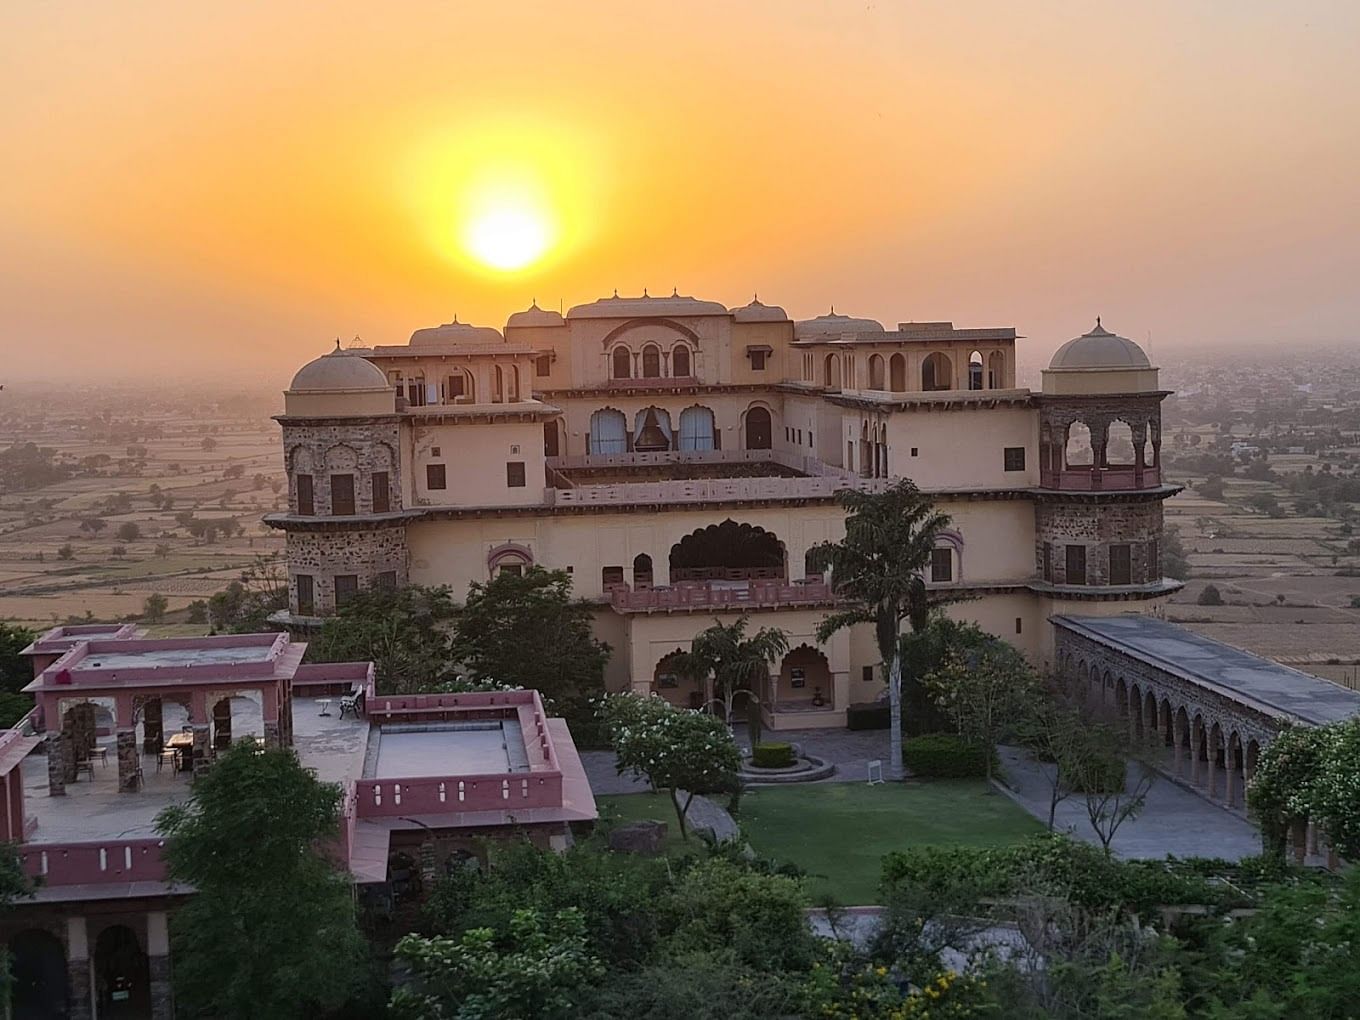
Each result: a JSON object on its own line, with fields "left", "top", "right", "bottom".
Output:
{"left": 1036, "top": 499, "right": 1163, "bottom": 585}
{"left": 282, "top": 420, "right": 402, "bottom": 516}
{"left": 286, "top": 527, "right": 409, "bottom": 616}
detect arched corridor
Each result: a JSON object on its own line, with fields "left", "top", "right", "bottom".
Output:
{"left": 669, "top": 520, "right": 785, "bottom": 582}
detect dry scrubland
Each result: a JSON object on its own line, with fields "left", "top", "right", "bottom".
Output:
{"left": 0, "top": 389, "right": 284, "bottom": 629}
{"left": 1164, "top": 431, "right": 1360, "bottom": 689}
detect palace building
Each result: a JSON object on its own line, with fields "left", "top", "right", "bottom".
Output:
{"left": 271, "top": 293, "right": 1183, "bottom": 728}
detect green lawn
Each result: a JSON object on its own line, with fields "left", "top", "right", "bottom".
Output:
{"left": 599, "top": 780, "right": 1043, "bottom": 905}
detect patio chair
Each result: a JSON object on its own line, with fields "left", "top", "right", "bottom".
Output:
{"left": 339, "top": 694, "right": 360, "bottom": 719}
{"left": 90, "top": 746, "right": 109, "bottom": 767}
{"left": 156, "top": 747, "right": 180, "bottom": 773}
{"left": 74, "top": 758, "right": 95, "bottom": 781}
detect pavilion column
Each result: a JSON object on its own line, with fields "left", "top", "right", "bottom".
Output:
{"left": 212, "top": 698, "right": 232, "bottom": 751}
{"left": 67, "top": 915, "right": 92, "bottom": 1020}
{"left": 191, "top": 725, "right": 211, "bottom": 776}
{"left": 1224, "top": 754, "right": 1238, "bottom": 808}
{"left": 142, "top": 698, "right": 163, "bottom": 754}
{"left": 117, "top": 729, "right": 140, "bottom": 792}
{"left": 47, "top": 730, "right": 69, "bottom": 797}
{"left": 116, "top": 694, "right": 139, "bottom": 793}
{"left": 1190, "top": 727, "right": 1203, "bottom": 786}
{"left": 1170, "top": 723, "right": 1183, "bottom": 781}
{"left": 147, "top": 909, "right": 174, "bottom": 1020}
{"left": 1206, "top": 740, "right": 1220, "bottom": 801}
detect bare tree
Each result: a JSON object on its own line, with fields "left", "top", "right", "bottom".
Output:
{"left": 1071, "top": 727, "right": 1155, "bottom": 853}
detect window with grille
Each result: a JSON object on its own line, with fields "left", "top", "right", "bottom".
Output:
{"left": 295, "top": 574, "right": 314, "bottom": 615}
{"left": 506, "top": 462, "right": 526, "bottom": 487}
{"left": 930, "top": 547, "right": 953, "bottom": 583}
{"left": 371, "top": 471, "right": 390, "bottom": 513}
{"left": 296, "top": 474, "right": 314, "bottom": 515}
{"left": 1110, "top": 544, "right": 1132, "bottom": 585}
{"left": 334, "top": 574, "right": 358, "bottom": 607}
{"left": 1004, "top": 447, "right": 1026, "bottom": 471}
{"left": 426, "top": 464, "right": 446, "bottom": 490}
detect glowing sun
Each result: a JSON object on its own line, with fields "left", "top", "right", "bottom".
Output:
{"left": 464, "top": 202, "right": 551, "bottom": 271}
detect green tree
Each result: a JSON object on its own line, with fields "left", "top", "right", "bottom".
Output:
{"left": 186, "top": 600, "right": 208, "bottom": 624}
{"left": 392, "top": 908, "right": 603, "bottom": 1020}
{"left": 452, "top": 568, "right": 610, "bottom": 709}
{"left": 1197, "top": 584, "right": 1224, "bottom": 606}
{"left": 807, "top": 480, "right": 957, "bottom": 781}
{"left": 600, "top": 693, "right": 741, "bottom": 839}
{"left": 116, "top": 521, "right": 141, "bottom": 542}
{"left": 78, "top": 516, "right": 107, "bottom": 536}
{"left": 56, "top": 543, "right": 74, "bottom": 561}
{"left": 156, "top": 741, "right": 367, "bottom": 1018}
{"left": 309, "top": 584, "right": 458, "bottom": 692}
{"left": 206, "top": 554, "right": 289, "bottom": 633}
{"left": 141, "top": 593, "right": 168, "bottom": 623}
{"left": 925, "top": 640, "right": 1040, "bottom": 780}
{"left": 669, "top": 615, "right": 788, "bottom": 726}
{"left": 0, "top": 623, "right": 35, "bottom": 696}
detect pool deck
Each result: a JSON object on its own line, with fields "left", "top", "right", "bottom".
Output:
{"left": 20, "top": 696, "right": 368, "bottom": 843}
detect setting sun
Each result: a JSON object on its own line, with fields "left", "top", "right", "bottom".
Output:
{"left": 463, "top": 200, "right": 551, "bottom": 272}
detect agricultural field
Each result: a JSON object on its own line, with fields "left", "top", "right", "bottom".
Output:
{"left": 1163, "top": 443, "right": 1360, "bottom": 689}
{"left": 0, "top": 384, "right": 286, "bottom": 630}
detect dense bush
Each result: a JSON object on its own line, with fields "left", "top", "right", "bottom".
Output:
{"left": 846, "top": 701, "right": 890, "bottom": 730}
{"left": 1197, "top": 583, "right": 1224, "bottom": 606}
{"left": 881, "top": 835, "right": 1232, "bottom": 916}
{"left": 901, "top": 733, "right": 992, "bottom": 778}
{"left": 750, "top": 742, "right": 795, "bottom": 768}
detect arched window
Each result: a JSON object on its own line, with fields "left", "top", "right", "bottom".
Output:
{"left": 1107, "top": 421, "right": 1135, "bottom": 465}
{"left": 504, "top": 364, "right": 519, "bottom": 401}
{"left": 823, "top": 354, "right": 841, "bottom": 389}
{"left": 868, "top": 354, "right": 886, "bottom": 390}
{"left": 633, "top": 407, "right": 672, "bottom": 451}
{"left": 889, "top": 353, "right": 906, "bottom": 391}
{"left": 987, "top": 351, "right": 1005, "bottom": 389}
{"left": 588, "top": 409, "right": 629, "bottom": 454}
{"left": 446, "top": 370, "right": 474, "bottom": 403}
{"left": 406, "top": 373, "right": 427, "bottom": 406}
{"left": 677, "top": 406, "right": 717, "bottom": 451}
{"left": 612, "top": 346, "right": 632, "bottom": 380}
{"left": 672, "top": 344, "right": 691, "bottom": 377}
{"left": 633, "top": 553, "right": 653, "bottom": 587}
{"left": 922, "top": 352, "right": 952, "bottom": 391}
{"left": 1065, "top": 422, "right": 1093, "bottom": 467}
{"left": 492, "top": 365, "right": 505, "bottom": 403}
{"left": 641, "top": 344, "right": 661, "bottom": 378}
{"left": 968, "top": 350, "right": 983, "bottom": 390}
{"left": 488, "top": 543, "right": 533, "bottom": 578}
{"left": 744, "top": 406, "right": 773, "bottom": 450}
{"left": 543, "top": 420, "right": 561, "bottom": 458}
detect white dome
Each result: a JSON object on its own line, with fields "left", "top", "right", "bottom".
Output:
{"left": 505, "top": 301, "right": 566, "bottom": 328}
{"left": 793, "top": 311, "right": 885, "bottom": 339}
{"left": 731, "top": 298, "right": 789, "bottom": 322}
{"left": 288, "top": 349, "right": 389, "bottom": 392}
{"left": 410, "top": 319, "right": 505, "bottom": 345}
{"left": 1049, "top": 321, "right": 1150, "bottom": 370}
{"left": 566, "top": 291, "right": 729, "bottom": 319}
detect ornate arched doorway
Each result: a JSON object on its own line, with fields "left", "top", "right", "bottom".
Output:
{"left": 10, "top": 928, "right": 68, "bottom": 1019}
{"left": 94, "top": 924, "right": 150, "bottom": 1017}
{"left": 669, "top": 520, "right": 785, "bottom": 582}
{"left": 744, "top": 406, "right": 772, "bottom": 450}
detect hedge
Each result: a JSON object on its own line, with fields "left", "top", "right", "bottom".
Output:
{"left": 847, "top": 702, "right": 890, "bottom": 731}
{"left": 901, "top": 733, "right": 992, "bottom": 778}
{"left": 750, "top": 742, "right": 795, "bottom": 769}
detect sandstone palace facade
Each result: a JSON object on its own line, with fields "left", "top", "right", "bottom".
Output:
{"left": 270, "top": 294, "right": 1181, "bottom": 729}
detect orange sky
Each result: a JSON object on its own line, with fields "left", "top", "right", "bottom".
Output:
{"left": 2, "top": 1, "right": 1358, "bottom": 385}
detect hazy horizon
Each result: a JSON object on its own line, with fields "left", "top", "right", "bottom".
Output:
{"left": 3, "top": 1, "right": 1358, "bottom": 387}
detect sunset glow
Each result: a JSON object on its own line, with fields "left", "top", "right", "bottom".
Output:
{"left": 1, "top": 1, "right": 1358, "bottom": 384}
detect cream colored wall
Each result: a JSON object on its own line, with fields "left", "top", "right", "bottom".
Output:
{"left": 1034, "top": 594, "right": 1171, "bottom": 669}
{"left": 507, "top": 324, "right": 573, "bottom": 391}
{"left": 728, "top": 320, "right": 793, "bottom": 385}
{"left": 406, "top": 420, "right": 546, "bottom": 507}
{"left": 1041, "top": 367, "right": 1160, "bottom": 395}
{"left": 562, "top": 315, "right": 729, "bottom": 388}
{"left": 283, "top": 389, "right": 396, "bottom": 416}
{"left": 882, "top": 406, "right": 1037, "bottom": 489}
{"left": 367, "top": 353, "right": 536, "bottom": 405}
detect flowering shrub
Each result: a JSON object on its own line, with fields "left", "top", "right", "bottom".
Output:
{"left": 1249, "top": 720, "right": 1360, "bottom": 859}
{"left": 598, "top": 693, "right": 741, "bottom": 839}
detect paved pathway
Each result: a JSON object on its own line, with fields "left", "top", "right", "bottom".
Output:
{"left": 995, "top": 745, "right": 1263, "bottom": 860}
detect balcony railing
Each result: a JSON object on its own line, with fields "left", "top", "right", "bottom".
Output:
{"left": 549, "top": 474, "right": 886, "bottom": 507}
{"left": 1039, "top": 466, "right": 1161, "bottom": 491}
{"left": 610, "top": 579, "right": 835, "bottom": 612}
{"left": 20, "top": 838, "right": 169, "bottom": 886}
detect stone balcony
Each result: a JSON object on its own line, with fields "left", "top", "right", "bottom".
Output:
{"left": 1038, "top": 465, "right": 1162, "bottom": 491}
{"left": 608, "top": 579, "right": 836, "bottom": 614}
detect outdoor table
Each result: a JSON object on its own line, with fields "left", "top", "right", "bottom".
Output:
{"left": 318, "top": 698, "right": 333, "bottom": 716}
{"left": 166, "top": 732, "right": 195, "bottom": 772}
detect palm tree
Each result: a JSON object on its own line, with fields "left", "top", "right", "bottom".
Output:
{"left": 808, "top": 479, "right": 959, "bottom": 781}
{"left": 671, "top": 616, "right": 789, "bottom": 732}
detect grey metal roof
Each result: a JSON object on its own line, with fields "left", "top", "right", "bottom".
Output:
{"left": 1053, "top": 614, "right": 1360, "bottom": 726}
